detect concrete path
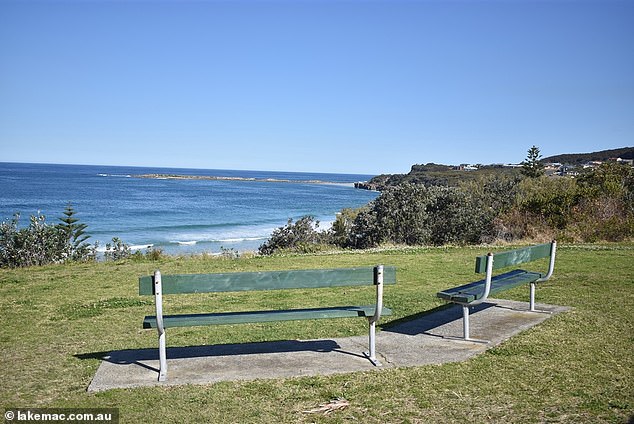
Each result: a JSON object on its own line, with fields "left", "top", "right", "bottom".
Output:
{"left": 86, "top": 299, "right": 569, "bottom": 392}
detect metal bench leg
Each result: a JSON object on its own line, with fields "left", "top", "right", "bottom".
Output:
{"left": 158, "top": 329, "right": 167, "bottom": 382}
{"left": 527, "top": 282, "right": 552, "bottom": 314}
{"left": 462, "top": 305, "right": 470, "bottom": 339}
{"left": 460, "top": 305, "right": 489, "bottom": 344}
{"left": 363, "top": 319, "right": 382, "bottom": 366}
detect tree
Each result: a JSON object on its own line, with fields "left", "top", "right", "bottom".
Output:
{"left": 57, "top": 203, "right": 93, "bottom": 261}
{"left": 521, "top": 145, "right": 545, "bottom": 178}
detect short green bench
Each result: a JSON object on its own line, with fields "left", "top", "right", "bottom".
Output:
{"left": 437, "top": 241, "right": 557, "bottom": 341}
{"left": 139, "top": 265, "right": 396, "bottom": 381}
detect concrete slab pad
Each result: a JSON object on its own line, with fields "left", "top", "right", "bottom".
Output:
{"left": 85, "top": 299, "right": 569, "bottom": 392}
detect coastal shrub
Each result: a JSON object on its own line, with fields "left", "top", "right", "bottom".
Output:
{"left": 425, "top": 186, "right": 491, "bottom": 245}
{"left": 329, "top": 208, "right": 360, "bottom": 248}
{"left": 219, "top": 247, "right": 240, "bottom": 259}
{"left": 259, "top": 216, "right": 330, "bottom": 255}
{"left": 491, "top": 209, "right": 556, "bottom": 242}
{"left": 348, "top": 184, "right": 431, "bottom": 248}
{"left": 515, "top": 176, "right": 578, "bottom": 230}
{"left": 460, "top": 175, "right": 521, "bottom": 217}
{"left": 563, "top": 195, "right": 634, "bottom": 242}
{"left": 103, "top": 237, "right": 131, "bottom": 261}
{"left": 0, "top": 207, "right": 98, "bottom": 268}
{"left": 0, "top": 213, "right": 68, "bottom": 268}
{"left": 347, "top": 184, "right": 491, "bottom": 248}
{"left": 491, "top": 163, "right": 634, "bottom": 242}
{"left": 130, "top": 247, "right": 166, "bottom": 262}
{"left": 576, "top": 162, "right": 634, "bottom": 212}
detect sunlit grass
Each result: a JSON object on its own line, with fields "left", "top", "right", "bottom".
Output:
{"left": 0, "top": 244, "right": 632, "bottom": 422}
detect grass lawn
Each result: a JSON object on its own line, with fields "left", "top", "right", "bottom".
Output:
{"left": 1, "top": 244, "right": 632, "bottom": 423}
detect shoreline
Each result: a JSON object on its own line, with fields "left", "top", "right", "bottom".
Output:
{"left": 133, "top": 173, "right": 356, "bottom": 187}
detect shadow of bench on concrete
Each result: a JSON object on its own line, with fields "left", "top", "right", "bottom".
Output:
{"left": 382, "top": 302, "right": 496, "bottom": 336}
{"left": 76, "top": 339, "right": 349, "bottom": 374}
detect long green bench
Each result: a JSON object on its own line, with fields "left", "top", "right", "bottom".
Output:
{"left": 437, "top": 241, "right": 557, "bottom": 342}
{"left": 139, "top": 265, "right": 396, "bottom": 381}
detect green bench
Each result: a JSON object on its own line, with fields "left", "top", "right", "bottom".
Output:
{"left": 437, "top": 241, "right": 557, "bottom": 342}
{"left": 139, "top": 265, "right": 396, "bottom": 381}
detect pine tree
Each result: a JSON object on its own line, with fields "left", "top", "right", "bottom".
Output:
{"left": 521, "top": 145, "right": 545, "bottom": 178}
{"left": 58, "top": 203, "right": 92, "bottom": 260}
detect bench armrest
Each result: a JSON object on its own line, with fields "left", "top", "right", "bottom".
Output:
{"left": 536, "top": 241, "right": 557, "bottom": 283}
{"left": 468, "top": 253, "right": 494, "bottom": 306}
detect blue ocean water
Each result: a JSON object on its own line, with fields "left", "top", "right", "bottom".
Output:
{"left": 0, "top": 162, "right": 378, "bottom": 254}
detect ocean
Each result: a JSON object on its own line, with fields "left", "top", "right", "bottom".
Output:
{"left": 0, "top": 162, "right": 379, "bottom": 255}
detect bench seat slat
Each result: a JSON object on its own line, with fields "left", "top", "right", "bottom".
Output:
{"left": 437, "top": 269, "right": 543, "bottom": 304}
{"left": 143, "top": 306, "right": 393, "bottom": 329}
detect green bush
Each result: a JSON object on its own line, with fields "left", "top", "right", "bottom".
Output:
{"left": 491, "top": 209, "right": 556, "bottom": 242}
{"left": 346, "top": 184, "right": 491, "bottom": 248}
{"left": 0, "top": 205, "right": 99, "bottom": 268}
{"left": 329, "top": 208, "right": 360, "bottom": 248}
{"left": 515, "top": 176, "right": 578, "bottom": 229}
{"left": 563, "top": 195, "right": 634, "bottom": 242}
{"left": 258, "top": 216, "right": 330, "bottom": 255}
{"left": 103, "top": 237, "right": 131, "bottom": 261}
{"left": 0, "top": 213, "right": 68, "bottom": 268}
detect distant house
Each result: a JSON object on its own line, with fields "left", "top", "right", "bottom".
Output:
{"left": 453, "top": 164, "right": 478, "bottom": 171}
{"left": 545, "top": 162, "right": 562, "bottom": 168}
{"left": 616, "top": 158, "right": 634, "bottom": 166}
{"left": 582, "top": 161, "right": 599, "bottom": 169}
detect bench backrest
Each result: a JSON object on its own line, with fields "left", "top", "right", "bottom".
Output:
{"left": 139, "top": 266, "right": 397, "bottom": 295}
{"left": 474, "top": 242, "right": 554, "bottom": 274}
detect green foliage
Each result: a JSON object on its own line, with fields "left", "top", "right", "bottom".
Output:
{"left": 346, "top": 184, "right": 490, "bottom": 248}
{"left": 521, "top": 145, "right": 545, "bottom": 178}
{"left": 130, "top": 247, "right": 166, "bottom": 262}
{"left": 0, "top": 205, "right": 100, "bottom": 268}
{"left": 103, "top": 237, "right": 131, "bottom": 261}
{"left": 368, "top": 163, "right": 520, "bottom": 190}
{"left": 516, "top": 177, "right": 578, "bottom": 229}
{"left": 260, "top": 162, "right": 634, "bottom": 254}
{"left": 329, "top": 208, "right": 360, "bottom": 247}
{"left": 565, "top": 196, "right": 634, "bottom": 242}
{"left": 561, "top": 163, "right": 634, "bottom": 242}
{"left": 577, "top": 162, "right": 634, "bottom": 209}
{"left": 57, "top": 202, "right": 94, "bottom": 261}
{"left": 258, "top": 216, "right": 329, "bottom": 255}
{"left": 0, "top": 213, "right": 68, "bottom": 268}
{"left": 494, "top": 163, "right": 634, "bottom": 242}
{"left": 460, "top": 174, "right": 522, "bottom": 216}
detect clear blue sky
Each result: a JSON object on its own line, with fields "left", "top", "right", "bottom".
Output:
{"left": 1, "top": 0, "right": 632, "bottom": 175}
